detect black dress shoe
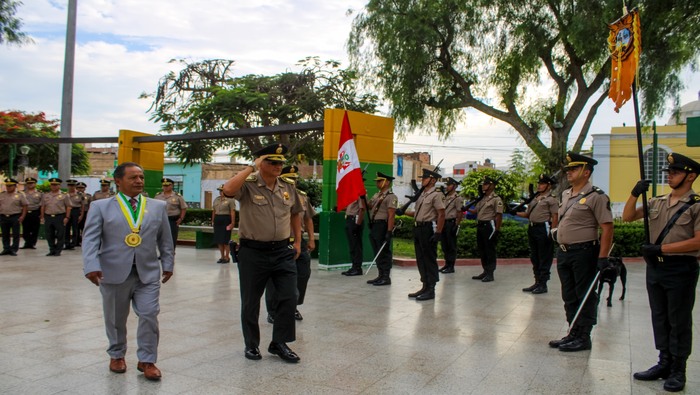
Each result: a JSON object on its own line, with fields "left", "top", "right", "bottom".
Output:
{"left": 558, "top": 336, "right": 591, "bottom": 352}
{"left": 634, "top": 364, "right": 671, "bottom": 381}
{"left": 472, "top": 272, "right": 486, "bottom": 280}
{"left": 268, "top": 342, "right": 300, "bottom": 363}
{"left": 20, "top": 245, "right": 32, "bottom": 249}
{"left": 522, "top": 282, "right": 538, "bottom": 292}
{"left": 416, "top": 290, "right": 435, "bottom": 301}
{"left": 408, "top": 286, "right": 427, "bottom": 298}
{"left": 373, "top": 277, "right": 391, "bottom": 286}
{"left": 267, "top": 314, "right": 274, "bottom": 324}
{"left": 54, "top": 252, "right": 61, "bottom": 256}
{"left": 531, "top": 284, "right": 547, "bottom": 294}
{"left": 244, "top": 347, "right": 262, "bottom": 360}
{"left": 46, "top": 252, "right": 55, "bottom": 256}
{"left": 664, "top": 371, "right": 686, "bottom": 392}
{"left": 7, "top": 250, "right": 17, "bottom": 256}
{"left": 441, "top": 267, "right": 455, "bottom": 273}
{"left": 0, "top": 250, "right": 9, "bottom": 256}
{"left": 342, "top": 268, "right": 363, "bottom": 276}
{"left": 64, "top": 246, "right": 74, "bottom": 250}
{"left": 294, "top": 310, "right": 303, "bottom": 321}
{"left": 481, "top": 275, "right": 494, "bottom": 282}
{"left": 366, "top": 275, "right": 381, "bottom": 284}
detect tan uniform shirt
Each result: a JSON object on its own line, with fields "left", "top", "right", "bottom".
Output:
{"left": 298, "top": 190, "right": 317, "bottom": 233}
{"left": 648, "top": 190, "right": 700, "bottom": 257}
{"left": 557, "top": 182, "right": 613, "bottom": 245}
{"left": 414, "top": 186, "right": 445, "bottom": 222}
{"left": 0, "top": 191, "right": 28, "bottom": 215}
{"left": 154, "top": 192, "right": 187, "bottom": 216}
{"left": 443, "top": 193, "right": 464, "bottom": 220}
{"left": 41, "top": 192, "right": 70, "bottom": 215}
{"left": 345, "top": 198, "right": 363, "bottom": 216}
{"left": 23, "top": 190, "right": 43, "bottom": 211}
{"left": 92, "top": 190, "right": 114, "bottom": 201}
{"left": 233, "top": 173, "right": 303, "bottom": 241}
{"left": 527, "top": 194, "right": 558, "bottom": 223}
{"left": 82, "top": 193, "right": 92, "bottom": 211}
{"left": 369, "top": 190, "right": 398, "bottom": 221}
{"left": 213, "top": 196, "right": 234, "bottom": 215}
{"left": 476, "top": 192, "right": 503, "bottom": 221}
{"left": 66, "top": 192, "right": 84, "bottom": 209}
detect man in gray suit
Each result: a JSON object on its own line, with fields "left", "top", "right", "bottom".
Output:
{"left": 82, "top": 162, "right": 174, "bottom": 381}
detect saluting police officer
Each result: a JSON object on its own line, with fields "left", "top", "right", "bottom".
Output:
{"left": 266, "top": 165, "right": 317, "bottom": 322}
{"left": 341, "top": 195, "right": 366, "bottom": 276}
{"left": 439, "top": 177, "right": 464, "bottom": 274}
{"left": 548, "top": 152, "right": 613, "bottom": 352}
{"left": 64, "top": 179, "right": 85, "bottom": 250}
{"left": 92, "top": 179, "right": 115, "bottom": 201}
{"left": 366, "top": 171, "right": 398, "bottom": 286}
{"left": 223, "top": 143, "right": 303, "bottom": 363}
{"left": 154, "top": 178, "right": 187, "bottom": 250}
{"left": 20, "top": 177, "right": 42, "bottom": 249}
{"left": 405, "top": 168, "right": 445, "bottom": 301}
{"left": 517, "top": 174, "right": 559, "bottom": 294}
{"left": 0, "top": 178, "right": 28, "bottom": 256}
{"left": 470, "top": 176, "right": 503, "bottom": 282}
{"left": 41, "top": 178, "right": 71, "bottom": 256}
{"left": 623, "top": 153, "right": 700, "bottom": 392}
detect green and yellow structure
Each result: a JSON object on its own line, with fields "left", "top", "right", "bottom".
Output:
{"left": 117, "top": 130, "right": 165, "bottom": 197}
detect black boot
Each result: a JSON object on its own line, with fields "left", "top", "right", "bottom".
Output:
{"left": 522, "top": 279, "right": 539, "bottom": 292}
{"left": 342, "top": 267, "right": 363, "bottom": 276}
{"left": 531, "top": 281, "right": 548, "bottom": 294}
{"left": 373, "top": 269, "right": 391, "bottom": 286}
{"left": 366, "top": 270, "right": 382, "bottom": 284}
{"left": 415, "top": 286, "right": 435, "bottom": 301}
{"left": 549, "top": 326, "right": 577, "bottom": 348}
{"left": 664, "top": 356, "right": 687, "bottom": 392}
{"left": 559, "top": 325, "right": 592, "bottom": 352}
{"left": 633, "top": 350, "right": 671, "bottom": 381}
{"left": 408, "top": 284, "right": 427, "bottom": 298}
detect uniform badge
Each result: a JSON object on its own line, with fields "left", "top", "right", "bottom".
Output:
{"left": 283, "top": 192, "right": 290, "bottom": 200}
{"left": 579, "top": 198, "right": 586, "bottom": 204}
{"left": 254, "top": 195, "right": 265, "bottom": 200}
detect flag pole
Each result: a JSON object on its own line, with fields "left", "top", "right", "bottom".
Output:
{"left": 631, "top": 79, "right": 650, "bottom": 243}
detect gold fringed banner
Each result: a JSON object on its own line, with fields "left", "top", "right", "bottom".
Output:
{"left": 607, "top": 9, "right": 641, "bottom": 112}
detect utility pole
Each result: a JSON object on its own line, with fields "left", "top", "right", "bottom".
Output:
{"left": 59, "top": 0, "right": 77, "bottom": 181}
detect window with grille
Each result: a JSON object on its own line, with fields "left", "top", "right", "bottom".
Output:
{"left": 643, "top": 148, "right": 669, "bottom": 184}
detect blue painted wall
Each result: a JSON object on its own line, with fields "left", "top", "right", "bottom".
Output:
{"left": 164, "top": 163, "right": 202, "bottom": 204}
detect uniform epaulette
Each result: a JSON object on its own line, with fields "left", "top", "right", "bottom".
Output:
{"left": 692, "top": 194, "right": 700, "bottom": 203}
{"left": 297, "top": 190, "right": 308, "bottom": 196}
{"left": 279, "top": 176, "right": 295, "bottom": 185}
{"left": 592, "top": 186, "right": 605, "bottom": 194}
{"left": 245, "top": 174, "right": 257, "bottom": 182}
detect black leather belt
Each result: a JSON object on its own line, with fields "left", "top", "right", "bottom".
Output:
{"left": 477, "top": 220, "right": 492, "bottom": 226}
{"left": 240, "top": 238, "right": 290, "bottom": 250}
{"left": 372, "top": 219, "right": 387, "bottom": 223}
{"left": 48, "top": 214, "right": 65, "bottom": 217}
{"left": 529, "top": 222, "right": 549, "bottom": 227}
{"left": 415, "top": 221, "right": 433, "bottom": 227}
{"left": 559, "top": 240, "right": 598, "bottom": 252}
{"left": 445, "top": 218, "right": 456, "bottom": 222}
{"left": 345, "top": 215, "right": 358, "bottom": 219}
{"left": 3, "top": 214, "right": 20, "bottom": 217}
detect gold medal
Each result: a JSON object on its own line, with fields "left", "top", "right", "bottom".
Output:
{"left": 579, "top": 198, "right": 587, "bottom": 204}
{"left": 125, "top": 232, "right": 142, "bottom": 247}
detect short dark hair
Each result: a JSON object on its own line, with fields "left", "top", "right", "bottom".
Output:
{"left": 114, "top": 162, "right": 143, "bottom": 179}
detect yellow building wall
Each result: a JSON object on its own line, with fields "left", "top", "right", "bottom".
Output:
{"left": 608, "top": 125, "right": 700, "bottom": 202}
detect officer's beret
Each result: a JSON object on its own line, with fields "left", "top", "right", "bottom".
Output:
{"left": 99, "top": 179, "right": 111, "bottom": 185}
{"left": 482, "top": 176, "right": 497, "bottom": 185}
{"left": 66, "top": 179, "right": 78, "bottom": 186}
{"left": 444, "top": 177, "right": 459, "bottom": 186}
{"left": 537, "top": 174, "right": 557, "bottom": 185}
{"left": 24, "top": 177, "right": 38, "bottom": 183}
{"left": 4, "top": 178, "right": 18, "bottom": 185}
{"left": 564, "top": 151, "right": 598, "bottom": 169}
{"left": 664, "top": 153, "right": 700, "bottom": 174}
{"left": 253, "top": 143, "right": 287, "bottom": 163}
{"left": 281, "top": 165, "right": 299, "bottom": 178}
{"left": 420, "top": 168, "right": 441, "bottom": 179}
{"left": 49, "top": 178, "right": 62, "bottom": 185}
{"left": 162, "top": 178, "right": 174, "bottom": 186}
{"left": 375, "top": 171, "right": 395, "bottom": 181}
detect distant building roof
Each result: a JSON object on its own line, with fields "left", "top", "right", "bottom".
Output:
{"left": 667, "top": 92, "right": 700, "bottom": 125}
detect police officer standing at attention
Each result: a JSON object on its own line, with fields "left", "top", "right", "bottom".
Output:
{"left": 517, "top": 174, "right": 559, "bottom": 294}
{"left": 549, "top": 152, "right": 613, "bottom": 352}
{"left": 469, "top": 176, "right": 503, "bottom": 282}
{"left": 623, "top": 153, "right": 700, "bottom": 392}
{"left": 155, "top": 178, "right": 187, "bottom": 250}
{"left": 41, "top": 178, "right": 71, "bottom": 256}
{"left": 342, "top": 195, "right": 366, "bottom": 276}
{"left": 76, "top": 182, "right": 91, "bottom": 246}
{"left": 93, "top": 179, "right": 115, "bottom": 201}
{"left": 366, "top": 171, "right": 398, "bottom": 286}
{"left": 223, "top": 143, "right": 303, "bottom": 363}
{"left": 0, "top": 178, "right": 28, "bottom": 256}
{"left": 64, "top": 179, "right": 85, "bottom": 250}
{"left": 439, "top": 177, "right": 464, "bottom": 274}
{"left": 405, "top": 168, "right": 445, "bottom": 301}
{"left": 20, "top": 177, "right": 42, "bottom": 250}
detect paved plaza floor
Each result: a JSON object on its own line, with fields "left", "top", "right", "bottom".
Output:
{"left": 1, "top": 245, "right": 699, "bottom": 394}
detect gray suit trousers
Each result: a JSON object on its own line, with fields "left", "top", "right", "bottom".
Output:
{"left": 100, "top": 266, "right": 160, "bottom": 362}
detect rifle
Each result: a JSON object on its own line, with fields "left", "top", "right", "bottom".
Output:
{"left": 396, "top": 159, "right": 443, "bottom": 216}
{"left": 507, "top": 184, "right": 538, "bottom": 215}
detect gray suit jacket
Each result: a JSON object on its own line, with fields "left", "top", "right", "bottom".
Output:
{"left": 82, "top": 196, "right": 175, "bottom": 284}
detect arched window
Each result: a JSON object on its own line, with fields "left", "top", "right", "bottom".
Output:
{"left": 643, "top": 147, "right": 669, "bottom": 184}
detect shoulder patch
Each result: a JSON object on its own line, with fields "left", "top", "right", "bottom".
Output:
{"left": 279, "top": 176, "right": 295, "bottom": 185}
{"left": 592, "top": 186, "right": 605, "bottom": 194}
{"left": 245, "top": 174, "right": 257, "bottom": 182}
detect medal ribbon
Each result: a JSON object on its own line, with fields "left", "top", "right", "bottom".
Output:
{"left": 117, "top": 192, "right": 145, "bottom": 233}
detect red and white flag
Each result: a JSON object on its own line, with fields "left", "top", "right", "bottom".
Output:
{"left": 336, "top": 111, "right": 366, "bottom": 212}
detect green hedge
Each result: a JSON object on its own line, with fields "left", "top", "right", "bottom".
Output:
{"left": 394, "top": 215, "right": 646, "bottom": 258}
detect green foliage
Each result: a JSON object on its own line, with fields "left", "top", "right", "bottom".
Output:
{"left": 183, "top": 209, "right": 214, "bottom": 226}
{"left": 0, "top": 0, "right": 29, "bottom": 45}
{"left": 142, "top": 57, "right": 379, "bottom": 165}
{"left": 0, "top": 111, "right": 90, "bottom": 175}
{"left": 296, "top": 177, "right": 322, "bottom": 209}
{"left": 459, "top": 168, "right": 520, "bottom": 203}
{"left": 349, "top": 0, "right": 700, "bottom": 173}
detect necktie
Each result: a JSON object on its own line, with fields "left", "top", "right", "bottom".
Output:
{"left": 130, "top": 197, "right": 138, "bottom": 212}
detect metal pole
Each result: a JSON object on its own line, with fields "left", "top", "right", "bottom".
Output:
{"left": 567, "top": 271, "right": 601, "bottom": 334}
{"left": 632, "top": 80, "right": 650, "bottom": 243}
{"left": 59, "top": 0, "right": 77, "bottom": 181}
{"left": 652, "top": 121, "right": 658, "bottom": 197}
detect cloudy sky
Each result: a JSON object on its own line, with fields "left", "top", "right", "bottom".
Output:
{"left": 1, "top": 0, "right": 698, "bottom": 171}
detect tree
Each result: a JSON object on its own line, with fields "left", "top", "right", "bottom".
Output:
{"left": 1, "top": 0, "right": 29, "bottom": 45}
{"left": 0, "top": 111, "right": 90, "bottom": 175}
{"left": 141, "top": 57, "right": 379, "bottom": 165}
{"left": 348, "top": 0, "right": 700, "bottom": 172}
{"left": 460, "top": 168, "right": 519, "bottom": 205}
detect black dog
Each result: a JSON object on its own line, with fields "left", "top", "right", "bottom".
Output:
{"left": 597, "top": 257, "right": 627, "bottom": 307}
